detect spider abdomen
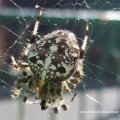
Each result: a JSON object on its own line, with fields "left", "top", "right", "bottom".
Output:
{"left": 28, "top": 30, "right": 80, "bottom": 82}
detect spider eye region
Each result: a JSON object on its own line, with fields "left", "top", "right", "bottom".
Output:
{"left": 28, "top": 30, "right": 80, "bottom": 82}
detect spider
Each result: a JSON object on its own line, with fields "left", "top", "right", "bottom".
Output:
{"left": 11, "top": 8, "right": 89, "bottom": 114}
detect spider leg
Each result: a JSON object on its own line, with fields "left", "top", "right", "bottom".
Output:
{"left": 62, "top": 71, "right": 81, "bottom": 94}
{"left": 11, "top": 74, "right": 41, "bottom": 105}
{"left": 53, "top": 107, "right": 60, "bottom": 114}
{"left": 52, "top": 96, "right": 68, "bottom": 113}
{"left": 11, "top": 9, "right": 44, "bottom": 72}
{"left": 23, "top": 90, "right": 30, "bottom": 103}
{"left": 11, "top": 80, "right": 21, "bottom": 98}
{"left": 40, "top": 99, "right": 48, "bottom": 110}
{"left": 11, "top": 78, "right": 27, "bottom": 98}
{"left": 81, "top": 20, "right": 89, "bottom": 55}
{"left": 63, "top": 20, "right": 89, "bottom": 103}
{"left": 62, "top": 81, "right": 71, "bottom": 93}
{"left": 81, "top": 21, "right": 89, "bottom": 51}
{"left": 11, "top": 56, "right": 29, "bottom": 70}
{"left": 77, "top": 21, "right": 89, "bottom": 79}
{"left": 61, "top": 69, "right": 82, "bottom": 104}
{"left": 59, "top": 97, "right": 67, "bottom": 111}
{"left": 11, "top": 71, "right": 32, "bottom": 98}
{"left": 11, "top": 8, "right": 44, "bottom": 105}
{"left": 22, "top": 90, "right": 40, "bottom": 104}
{"left": 18, "top": 9, "right": 44, "bottom": 64}
{"left": 61, "top": 21, "right": 89, "bottom": 95}
{"left": 71, "top": 91, "right": 77, "bottom": 102}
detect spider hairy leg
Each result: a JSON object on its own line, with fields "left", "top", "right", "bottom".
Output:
{"left": 40, "top": 99, "right": 48, "bottom": 110}
{"left": 60, "top": 98, "right": 68, "bottom": 111}
{"left": 70, "top": 20, "right": 89, "bottom": 103}
{"left": 19, "top": 9, "right": 44, "bottom": 62}
{"left": 11, "top": 56, "right": 29, "bottom": 70}
{"left": 62, "top": 20, "right": 89, "bottom": 104}
{"left": 80, "top": 20, "right": 89, "bottom": 59}
{"left": 71, "top": 91, "right": 77, "bottom": 102}
{"left": 53, "top": 107, "right": 60, "bottom": 114}
{"left": 11, "top": 9, "right": 44, "bottom": 100}
{"left": 11, "top": 77, "right": 28, "bottom": 98}
{"left": 52, "top": 98, "right": 67, "bottom": 113}
{"left": 11, "top": 80, "right": 21, "bottom": 98}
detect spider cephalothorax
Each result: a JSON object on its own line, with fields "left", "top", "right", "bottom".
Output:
{"left": 11, "top": 9, "right": 88, "bottom": 114}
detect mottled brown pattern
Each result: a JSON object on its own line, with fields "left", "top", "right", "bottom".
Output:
{"left": 53, "top": 52, "right": 64, "bottom": 63}
{"left": 57, "top": 66, "right": 66, "bottom": 73}
{"left": 38, "top": 49, "right": 46, "bottom": 59}
{"left": 28, "top": 30, "right": 81, "bottom": 94}
{"left": 57, "top": 42, "right": 67, "bottom": 54}
{"left": 29, "top": 56, "right": 37, "bottom": 63}
{"left": 44, "top": 41, "right": 52, "bottom": 49}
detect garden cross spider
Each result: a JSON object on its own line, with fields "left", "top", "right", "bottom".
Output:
{"left": 11, "top": 8, "right": 89, "bottom": 114}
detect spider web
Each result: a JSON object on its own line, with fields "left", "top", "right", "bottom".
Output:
{"left": 0, "top": 0, "right": 120, "bottom": 120}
